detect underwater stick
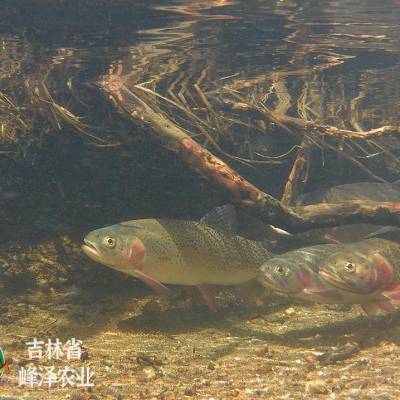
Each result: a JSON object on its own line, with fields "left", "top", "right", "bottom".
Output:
{"left": 98, "top": 75, "right": 400, "bottom": 233}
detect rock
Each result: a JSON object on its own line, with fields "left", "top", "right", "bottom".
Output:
{"left": 305, "top": 380, "right": 329, "bottom": 395}
{"left": 142, "top": 366, "right": 157, "bottom": 381}
{"left": 183, "top": 385, "right": 197, "bottom": 396}
{"left": 347, "top": 389, "right": 362, "bottom": 398}
{"left": 207, "top": 362, "right": 216, "bottom": 370}
{"left": 244, "top": 388, "right": 269, "bottom": 396}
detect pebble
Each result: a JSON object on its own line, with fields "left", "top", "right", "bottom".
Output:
{"left": 244, "top": 388, "right": 269, "bottom": 397}
{"left": 183, "top": 385, "right": 197, "bottom": 396}
{"left": 207, "top": 362, "right": 216, "bottom": 370}
{"left": 215, "top": 380, "right": 230, "bottom": 386}
{"left": 305, "top": 380, "right": 329, "bottom": 395}
{"left": 256, "top": 345, "right": 269, "bottom": 356}
{"left": 347, "top": 389, "right": 362, "bottom": 398}
{"left": 305, "top": 355, "right": 317, "bottom": 364}
{"left": 142, "top": 366, "right": 156, "bottom": 381}
{"left": 68, "top": 393, "right": 85, "bottom": 400}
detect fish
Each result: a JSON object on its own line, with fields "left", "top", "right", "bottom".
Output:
{"left": 257, "top": 243, "right": 359, "bottom": 302}
{"left": 257, "top": 243, "right": 396, "bottom": 316}
{"left": 319, "top": 238, "right": 400, "bottom": 315}
{"left": 297, "top": 181, "right": 400, "bottom": 206}
{"left": 292, "top": 181, "right": 400, "bottom": 245}
{"left": 82, "top": 205, "right": 273, "bottom": 310}
{"left": 0, "top": 347, "right": 9, "bottom": 376}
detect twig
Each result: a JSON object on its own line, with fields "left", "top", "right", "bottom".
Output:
{"left": 98, "top": 75, "right": 400, "bottom": 233}
{"left": 281, "top": 138, "right": 312, "bottom": 206}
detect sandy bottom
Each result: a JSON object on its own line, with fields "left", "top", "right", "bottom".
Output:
{"left": 1, "top": 234, "right": 400, "bottom": 400}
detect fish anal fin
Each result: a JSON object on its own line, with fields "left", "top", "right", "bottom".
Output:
{"left": 200, "top": 204, "right": 237, "bottom": 236}
{"left": 361, "top": 300, "right": 396, "bottom": 316}
{"left": 134, "top": 270, "right": 171, "bottom": 296}
{"left": 196, "top": 284, "right": 217, "bottom": 311}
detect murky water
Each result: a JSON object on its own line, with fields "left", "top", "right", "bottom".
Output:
{"left": 2, "top": 1, "right": 400, "bottom": 399}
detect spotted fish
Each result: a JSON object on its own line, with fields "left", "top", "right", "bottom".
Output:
{"left": 257, "top": 243, "right": 397, "bottom": 315}
{"left": 82, "top": 205, "right": 273, "bottom": 309}
{"left": 319, "top": 238, "right": 400, "bottom": 315}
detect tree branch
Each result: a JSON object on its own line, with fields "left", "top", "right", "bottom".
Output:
{"left": 98, "top": 76, "right": 400, "bottom": 233}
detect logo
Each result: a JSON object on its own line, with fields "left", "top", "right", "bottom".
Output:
{"left": 0, "top": 347, "right": 9, "bottom": 378}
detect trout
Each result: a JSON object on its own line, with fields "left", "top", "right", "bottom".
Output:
{"left": 82, "top": 205, "right": 273, "bottom": 309}
{"left": 294, "top": 181, "right": 400, "bottom": 245}
{"left": 257, "top": 244, "right": 351, "bottom": 301}
{"left": 297, "top": 181, "right": 400, "bottom": 206}
{"left": 257, "top": 243, "right": 394, "bottom": 315}
{"left": 319, "top": 238, "right": 400, "bottom": 315}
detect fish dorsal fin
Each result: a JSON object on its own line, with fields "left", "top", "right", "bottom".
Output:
{"left": 200, "top": 204, "right": 237, "bottom": 235}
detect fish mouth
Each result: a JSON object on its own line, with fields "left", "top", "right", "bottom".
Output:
{"left": 81, "top": 239, "right": 102, "bottom": 262}
{"left": 256, "top": 271, "right": 275, "bottom": 288}
{"left": 257, "top": 271, "right": 297, "bottom": 295}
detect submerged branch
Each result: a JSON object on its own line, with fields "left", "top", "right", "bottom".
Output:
{"left": 223, "top": 94, "right": 389, "bottom": 183}
{"left": 296, "top": 201, "right": 400, "bottom": 232}
{"left": 281, "top": 138, "right": 312, "bottom": 206}
{"left": 98, "top": 74, "right": 299, "bottom": 226}
{"left": 98, "top": 75, "right": 400, "bottom": 233}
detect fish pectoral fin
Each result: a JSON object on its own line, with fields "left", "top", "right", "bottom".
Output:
{"left": 361, "top": 300, "right": 396, "bottom": 316}
{"left": 200, "top": 204, "right": 237, "bottom": 236}
{"left": 302, "top": 287, "right": 340, "bottom": 300}
{"left": 381, "top": 283, "right": 400, "bottom": 305}
{"left": 133, "top": 270, "right": 171, "bottom": 296}
{"left": 196, "top": 284, "right": 217, "bottom": 311}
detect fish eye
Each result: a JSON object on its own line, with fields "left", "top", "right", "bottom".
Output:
{"left": 103, "top": 236, "right": 116, "bottom": 248}
{"left": 344, "top": 262, "right": 355, "bottom": 273}
{"left": 275, "top": 265, "right": 286, "bottom": 275}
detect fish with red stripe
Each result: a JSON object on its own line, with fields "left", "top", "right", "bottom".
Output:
{"left": 256, "top": 243, "right": 371, "bottom": 305}
{"left": 319, "top": 238, "right": 400, "bottom": 315}
{"left": 82, "top": 205, "right": 274, "bottom": 310}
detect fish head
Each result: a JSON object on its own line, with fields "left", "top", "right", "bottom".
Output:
{"left": 319, "top": 250, "right": 394, "bottom": 294}
{"left": 82, "top": 223, "right": 146, "bottom": 274}
{"left": 257, "top": 248, "right": 349, "bottom": 302}
{"left": 257, "top": 259, "right": 311, "bottom": 295}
